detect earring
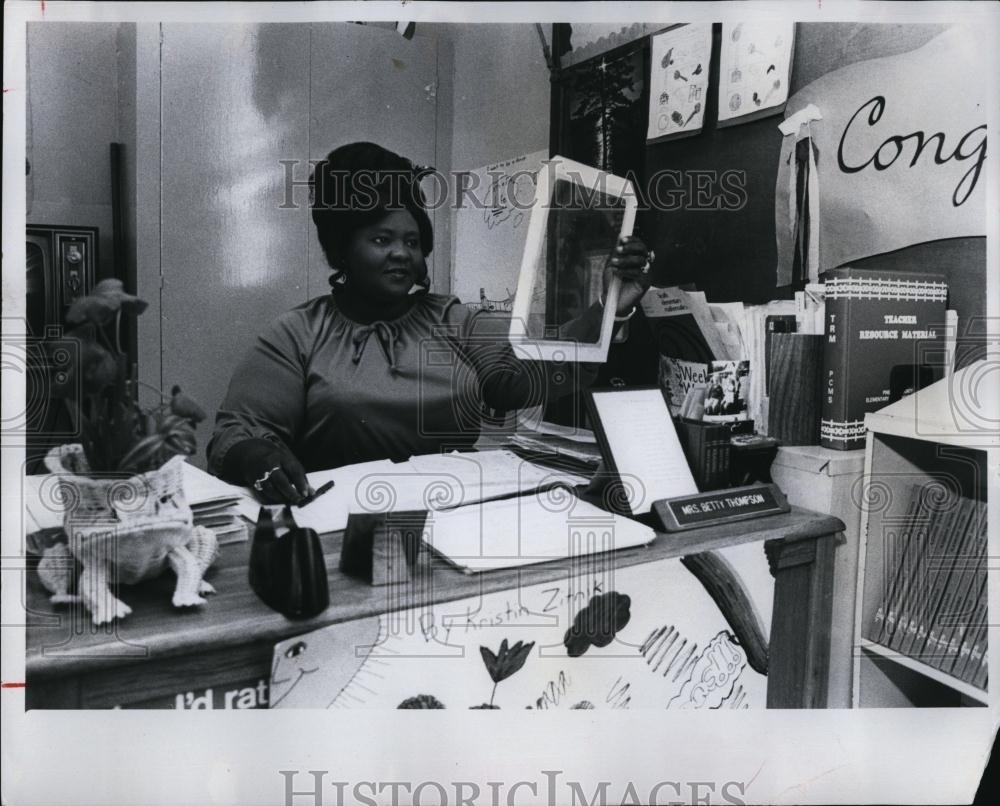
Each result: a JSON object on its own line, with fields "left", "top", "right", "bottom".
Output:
{"left": 408, "top": 271, "right": 431, "bottom": 295}
{"left": 329, "top": 269, "right": 348, "bottom": 290}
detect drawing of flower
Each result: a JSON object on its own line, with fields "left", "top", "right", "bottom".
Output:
{"left": 564, "top": 591, "right": 631, "bottom": 657}
{"left": 475, "top": 638, "right": 535, "bottom": 708}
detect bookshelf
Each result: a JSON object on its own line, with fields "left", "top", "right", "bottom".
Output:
{"left": 853, "top": 362, "right": 995, "bottom": 707}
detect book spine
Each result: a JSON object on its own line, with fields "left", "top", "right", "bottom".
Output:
{"left": 972, "top": 610, "right": 989, "bottom": 691}
{"left": 942, "top": 544, "right": 986, "bottom": 677}
{"left": 705, "top": 435, "right": 730, "bottom": 489}
{"left": 926, "top": 498, "right": 982, "bottom": 671}
{"left": 895, "top": 493, "right": 959, "bottom": 659}
{"left": 957, "top": 576, "right": 988, "bottom": 687}
{"left": 819, "top": 271, "right": 947, "bottom": 451}
{"left": 950, "top": 572, "right": 986, "bottom": 683}
{"left": 946, "top": 502, "right": 987, "bottom": 680}
{"left": 865, "top": 491, "right": 922, "bottom": 646}
{"left": 904, "top": 494, "right": 970, "bottom": 664}
{"left": 693, "top": 425, "right": 708, "bottom": 490}
{"left": 819, "top": 282, "right": 849, "bottom": 449}
{"left": 887, "top": 494, "right": 938, "bottom": 653}
{"left": 947, "top": 590, "right": 981, "bottom": 680}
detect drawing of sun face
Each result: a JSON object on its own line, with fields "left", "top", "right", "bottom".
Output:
{"left": 269, "top": 616, "right": 380, "bottom": 709}
{"left": 269, "top": 557, "right": 768, "bottom": 710}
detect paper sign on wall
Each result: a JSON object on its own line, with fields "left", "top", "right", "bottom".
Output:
{"left": 452, "top": 150, "right": 547, "bottom": 310}
{"left": 647, "top": 24, "right": 713, "bottom": 142}
{"left": 777, "top": 25, "right": 987, "bottom": 271}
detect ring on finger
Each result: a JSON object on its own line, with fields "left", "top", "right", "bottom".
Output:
{"left": 253, "top": 465, "right": 281, "bottom": 492}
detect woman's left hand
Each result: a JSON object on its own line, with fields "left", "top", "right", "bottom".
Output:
{"left": 603, "top": 235, "right": 654, "bottom": 316}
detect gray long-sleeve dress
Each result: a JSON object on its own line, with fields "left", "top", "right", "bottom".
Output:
{"left": 208, "top": 293, "right": 601, "bottom": 477}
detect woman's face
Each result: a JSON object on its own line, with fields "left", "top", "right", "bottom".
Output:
{"left": 342, "top": 209, "right": 426, "bottom": 303}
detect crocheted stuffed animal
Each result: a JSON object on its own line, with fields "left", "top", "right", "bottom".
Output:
{"left": 37, "top": 522, "right": 218, "bottom": 625}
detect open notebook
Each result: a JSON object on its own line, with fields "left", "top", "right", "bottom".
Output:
{"left": 423, "top": 492, "right": 657, "bottom": 573}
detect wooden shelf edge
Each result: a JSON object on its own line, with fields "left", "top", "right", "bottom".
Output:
{"left": 859, "top": 639, "right": 988, "bottom": 704}
{"left": 865, "top": 412, "right": 1000, "bottom": 449}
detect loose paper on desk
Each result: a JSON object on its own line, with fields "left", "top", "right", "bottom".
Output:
{"left": 23, "top": 473, "right": 62, "bottom": 533}
{"left": 181, "top": 462, "right": 250, "bottom": 506}
{"left": 647, "top": 23, "right": 712, "bottom": 141}
{"left": 591, "top": 389, "right": 697, "bottom": 514}
{"left": 291, "top": 451, "right": 587, "bottom": 534}
{"left": 516, "top": 406, "right": 598, "bottom": 443}
{"left": 427, "top": 492, "right": 656, "bottom": 573}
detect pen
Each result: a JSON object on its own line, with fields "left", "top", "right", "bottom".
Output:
{"left": 295, "top": 480, "right": 335, "bottom": 508}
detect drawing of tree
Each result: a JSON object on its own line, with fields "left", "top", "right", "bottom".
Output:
{"left": 566, "top": 50, "right": 643, "bottom": 174}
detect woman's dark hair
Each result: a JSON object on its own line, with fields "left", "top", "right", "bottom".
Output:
{"left": 310, "top": 142, "right": 434, "bottom": 273}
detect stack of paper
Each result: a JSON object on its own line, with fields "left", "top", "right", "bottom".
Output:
{"left": 506, "top": 431, "right": 603, "bottom": 476}
{"left": 181, "top": 463, "right": 252, "bottom": 544}
{"left": 735, "top": 300, "right": 798, "bottom": 434}
{"left": 682, "top": 289, "right": 743, "bottom": 360}
{"left": 21, "top": 463, "right": 253, "bottom": 546}
{"left": 23, "top": 473, "right": 62, "bottom": 535}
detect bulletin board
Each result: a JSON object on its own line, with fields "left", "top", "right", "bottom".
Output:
{"left": 639, "top": 22, "right": 985, "bottom": 360}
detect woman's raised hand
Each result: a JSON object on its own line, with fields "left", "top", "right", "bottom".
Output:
{"left": 603, "top": 235, "right": 654, "bottom": 315}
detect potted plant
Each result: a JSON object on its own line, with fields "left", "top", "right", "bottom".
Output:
{"left": 36, "top": 280, "right": 219, "bottom": 625}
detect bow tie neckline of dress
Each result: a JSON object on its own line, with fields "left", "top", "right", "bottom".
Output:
{"left": 351, "top": 320, "right": 402, "bottom": 373}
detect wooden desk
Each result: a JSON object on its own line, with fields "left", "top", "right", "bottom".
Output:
{"left": 25, "top": 506, "right": 843, "bottom": 709}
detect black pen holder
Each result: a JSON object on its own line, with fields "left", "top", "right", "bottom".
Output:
{"left": 249, "top": 506, "right": 329, "bottom": 619}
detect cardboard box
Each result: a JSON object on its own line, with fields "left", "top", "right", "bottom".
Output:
{"left": 770, "top": 444, "right": 865, "bottom": 707}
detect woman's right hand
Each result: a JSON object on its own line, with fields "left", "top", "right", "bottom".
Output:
{"left": 226, "top": 438, "right": 313, "bottom": 504}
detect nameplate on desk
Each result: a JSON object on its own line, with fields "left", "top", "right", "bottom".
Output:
{"left": 653, "top": 483, "right": 790, "bottom": 533}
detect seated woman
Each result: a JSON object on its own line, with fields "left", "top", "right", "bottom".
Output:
{"left": 208, "top": 142, "right": 652, "bottom": 503}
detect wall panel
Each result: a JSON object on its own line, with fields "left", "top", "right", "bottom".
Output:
{"left": 307, "top": 24, "right": 440, "bottom": 296}
{"left": 26, "top": 22, "right": 123, "bottom": 280}
{"left": 160, "top": 24, "right": 312, "bottom": 462}
{"left": 157, "top": 23, "right": 442, "bottom": 465}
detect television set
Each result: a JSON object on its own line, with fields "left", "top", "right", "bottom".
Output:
{"left": 24, "top": 225, "right": 98, "bottom": 471}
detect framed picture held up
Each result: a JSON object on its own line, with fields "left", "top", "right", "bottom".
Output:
{"left": 508, "top": 156, "right": 638, "bottom": 364}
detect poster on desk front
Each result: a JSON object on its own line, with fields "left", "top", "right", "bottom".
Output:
{"left": 269, "top": 546, "right": 775, "bottom": 710}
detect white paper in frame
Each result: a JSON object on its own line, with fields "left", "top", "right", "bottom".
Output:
{"left": 588, "top": 387, "right": 698, "bottom": 515}
{"left": 508, "top": 156, "right": 638, "bottom": 363}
